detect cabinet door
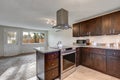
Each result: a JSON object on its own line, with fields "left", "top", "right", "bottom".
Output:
{"left": 93, "top": 54, "right": 106, "bottom": 72}
{"left": 45, "top": 68, "right": 59, "bottom": 80}
{"left": 86, "top": 17, "right": 102, "bottom": 36}
{"left": 76, "top": 48, "right": 81, "bottom": 66}
{"left": 107, "top": 56, "right": 120, "bottom": 78}
{"left": 80, "top": 21, "right": 88, "bottom": 36}
{"left": 102, "top": 14, "right": 112, "bottom": 35}
{"left": 81, "top": 48, "right": 93, "bottom": 68}
{"left": 112, "top": 11, "right": 120, "bottom": 34}
{"left": 73, "top": 23, "right": 80, "bottom": 37}
{"left": 79, "top": 17, "right": 102, "bottom": 36}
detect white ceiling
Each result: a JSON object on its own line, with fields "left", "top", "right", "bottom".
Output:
{"left": 0, "top": 0, "right": 120, "bottom": 30}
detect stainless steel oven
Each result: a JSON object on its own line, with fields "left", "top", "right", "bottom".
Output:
{"left": 60, "top": 47, "right": 76, "bottom": 79}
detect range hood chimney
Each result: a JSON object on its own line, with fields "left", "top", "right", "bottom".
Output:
{"left": 52, "top": 8, "right": 71, "bottom": 29}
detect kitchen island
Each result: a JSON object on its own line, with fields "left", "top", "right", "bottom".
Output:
{"left": 35, "top": 47, "right": 60, "bottom": 80}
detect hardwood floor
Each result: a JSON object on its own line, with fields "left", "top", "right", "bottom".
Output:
{"left": 64, "top": 66, "right": 120, "bottom": 80}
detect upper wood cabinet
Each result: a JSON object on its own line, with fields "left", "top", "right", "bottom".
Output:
{"left": 86, "top": 17, "right": 102, "bottom": 36}
{"left": 102, "top": 11, "right": 120, "bottom": 35}
{"left": 73, "top": 11, "right": 120, "bottom": 37}
{"left": 79, "top": 21, "right": 88, "bottom": 36}
{"left": 73, "top": 23, "right": 80, "bottom": 37}
{"left": 112, "top": 11, "right": 120, "bottom": 34}
{"left": 102, "top": 13, "right": 112, "bottom": 35}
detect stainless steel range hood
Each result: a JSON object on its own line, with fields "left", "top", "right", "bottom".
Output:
{"left": 52, "top": 8, "right": 71, "bottom": 29}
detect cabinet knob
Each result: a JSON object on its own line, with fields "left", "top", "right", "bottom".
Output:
{"left": 113, "top": 53, "right": 116, "bottom": 55}
{"left": 52, "top": 55, "right": 54, "bottom": 57}
{"left": 112, "top": 29, "right": 115, "bottom": 34}
{"left": 78, "top": 33, "right": 79, "bottom": 36}
{"left": 52, "top": 73, "right": 54, "bottom": 76}
{"left": 52, "top": 64, "right": 54, "bottom": 66}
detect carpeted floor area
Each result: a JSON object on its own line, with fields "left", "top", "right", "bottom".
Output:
{"left": 0, "top": 54, "right": 36, "bottom": 80}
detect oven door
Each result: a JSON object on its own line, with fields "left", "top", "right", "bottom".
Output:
{"left": 61, "top": 51, "right": 76, "bottom": 73}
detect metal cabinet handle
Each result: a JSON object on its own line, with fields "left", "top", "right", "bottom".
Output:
{"left": 52, "top": 64, "right": 54, "bottom": 66}
{"left": 113, "top": 52, "right": 116, "bottom": 55}
{"left": 52, "top": 73, "right": 54, "bottom": 76}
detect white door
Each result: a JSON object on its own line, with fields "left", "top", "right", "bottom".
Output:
{"left": 4, "top": 28, "right": 20, "bottom": 56}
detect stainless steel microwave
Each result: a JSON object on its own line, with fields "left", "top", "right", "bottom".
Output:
{"left": 76, "top": 39, "right": 88, "bottom": 45}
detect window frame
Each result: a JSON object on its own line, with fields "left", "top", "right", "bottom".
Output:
{"left": 7, "top": 31, "right": 17, "bottom": 44}
{"left": 22, "top": 31, "right": 46, "bottom": 44}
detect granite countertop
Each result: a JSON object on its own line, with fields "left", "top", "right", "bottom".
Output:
{"left": 34, "top": 47, "right": 60, "bottom": 54}
{"left": 34, "top": 44, "right": 120, "bottom": 54}
{"left": 73, "top": 44, "right": 120, "bottom": 50}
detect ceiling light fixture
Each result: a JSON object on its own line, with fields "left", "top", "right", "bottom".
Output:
{"left": 46, "top": 19, "right": 56, "bottom": 26}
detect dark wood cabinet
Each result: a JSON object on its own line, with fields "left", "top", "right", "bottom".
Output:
{"left": 81, "top": 48, "right": 93, "bottom": 68}
{"left": 81, "top": 47, "right": 120, "bottom": 78}
{"left": 112, "top": 11, "right": 120, "bottom": 34}
{"left": 106, "top": 50, "right": 120, "bottom": 78}
{"left": 81, "top": 48, "right": 106, "bottom": 73}
{"left": 45, "top": 68, "right": 59, "bottom": 80}
{"left": 73, "top": 11, "right": 120, "bottom": 37}
{"left": 73, "top": 23, "right": 80, "bottom": 37}
{"left": 102, "top": 13, "right": 112, "bottom": 35}
{"left": 102, "top": 11, "right": 120, "bottom": 35}
{"left": 86, "top": 17, "right": 102, "bottom": 36}
{"left": 74, "top": 16, "right": 102, "bottom": 37}
{"left": 92, "top": 48, "right": 106, "bottom": 72}
{"left": 76, "top": 48, "right": 81, "bottom": 66}
{"left": 45, "top": 58, "right": 58, "bottom": 71}
{"left": 45, "top": 52, "right": 60, "bottom": 80}
{"left": 79, "top": 21, "right": 88, "bottom": 36}
{"left": 36, "top": 51, "right": 60, "bottom": 80}
{"left": 93, "top": 54, "right": 106, "bottom": 72}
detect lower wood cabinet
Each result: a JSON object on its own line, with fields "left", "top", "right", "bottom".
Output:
{"left": 45, "top": 52, "right": 60, "bottom": 80}
{"left": 45, "top": 68, "right": 59, "bottom": 80}
{"left": 81, "top": 48, "right": 106, "bottom": 73}
{"left": 36, "top": 51, "right": 60, "bottom": 80}
{"left": 45, "top": 58, "right": 59, "bottom": 71}
{"left": 81, "top": 48, "right": 93, "bottom": 68}
{"left": 76, "top": 48, "right": 81, "bottom": 66}
{"left": 81, "top": 47, "right": 120, "bottom": 78}
{"left": 91, "top": 48, "right": 106, "bottom": 72}
{"left": 106, "top": 50, "right": 120, "bottom": 78}
{"left": 93, "top": 54, "right": 106, "bottom": 72}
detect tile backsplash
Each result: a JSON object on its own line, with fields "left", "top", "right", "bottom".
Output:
{"left": 48, "top": 29, "right": 120, "bottom": 46}
{"left": 83, "top": 35, "right": 120, "bottom": 44}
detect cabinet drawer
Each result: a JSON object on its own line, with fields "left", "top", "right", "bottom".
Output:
{"left": 45, "top": 52, "right": 59, "bottom": 60}
{"left": 91, "top": 48, "right": 106, "bottom": 55}
{"left": 45, "top": 58, "right": 58, "bottom": 71}
{"left": 107, "top": 50, "right": 120, "bottom": 57}
{"left": 45, "top": 68, "right": 59, "bottom": 80}
{"left": 82, "top": 47, "right": 90, "bottom": 53}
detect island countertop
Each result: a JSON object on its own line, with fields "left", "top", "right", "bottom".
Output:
{"left": 72, "top": 44, "right": 120, "bottom": 50}
{"left": 34, "top": 44, "right": 120, "bottom": 54}
{"left": 34, "top": 47, "right": 60, "bottom": 54}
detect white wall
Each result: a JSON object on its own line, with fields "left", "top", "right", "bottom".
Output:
{"left": 48, "top": 29, "right": 120, "bottom": 46}
{"left": 0, "top": 27, "right": 4, "bottom": 56}
{"left": 48, "top": 29, "right": 79, "bottom": 46}
{"left": 0, "top": 25, "right": 48, "bottom": 57}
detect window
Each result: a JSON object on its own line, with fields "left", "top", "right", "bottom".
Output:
{"left": 23, "top": 32, "right": 45, "bottom": 43}
{"left": 7, "top": 32, "right": 17, "bottom": 44}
